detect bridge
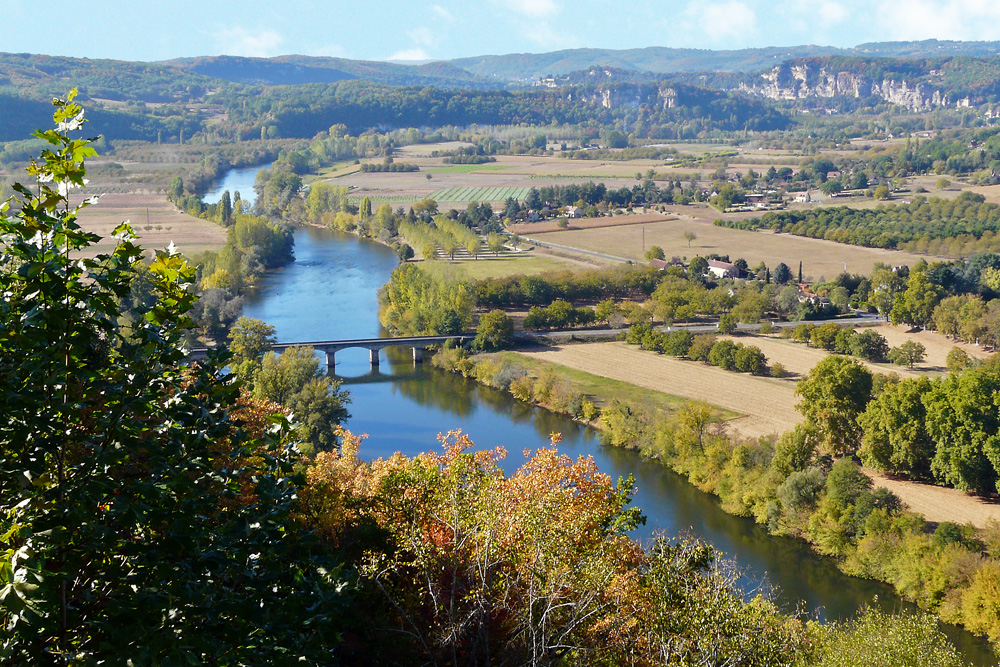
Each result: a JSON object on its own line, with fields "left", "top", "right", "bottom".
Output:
{"left": 191, "top": 334, "right": 475, "bottom": 367}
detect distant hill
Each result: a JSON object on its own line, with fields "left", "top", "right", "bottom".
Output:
{"left": 165, "top": 55, "right": 500, "bottom": 89}
{"left": 446, "top": 41, "right": 1000, "bottom": 82}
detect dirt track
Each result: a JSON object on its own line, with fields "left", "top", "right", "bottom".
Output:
{"left": 867, "top": 470, "right": 1000, "bottom": 529}
{"left": 520, "top": 341, "right": 802, "bottom": 439}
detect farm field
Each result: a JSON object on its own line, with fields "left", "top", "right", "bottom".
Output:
{"left": 519, "top": 341, "right": 801, "bottom": 439}
{"left": 508, "top": 212, "right": 673, "bottom": 234}
{"left": 499, "top": 352, "right": 740, "bottom": 419}
{"left": 430, "top": 185, "right": 533, "bottom": 202}
{"left": 73, "top": 192, "right": 227, "bottom": 257}
{"left": 528, "top": 211, "right": 943, "bottom": 278}
{"left": 418, "top": 252, "right": 582, "bottom": 281}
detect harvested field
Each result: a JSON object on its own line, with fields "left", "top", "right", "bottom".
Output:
{"left": 74, "top": 192, "right": 227, "bottom": 257}
{"left": 508, "top": 212, "right": 674, "bottom": 234}
{"left": 519, "top": 341, "right": 802, "bottom": 439}
{"left": 718, "top": 333, "right": 924, "bottom": 380}
{"left": 866, "top": 470, "right": 1000, "bottom": 529}
{"left": 529, "top": 211, "right": 943, "bottom": 278}
{"left": 874, "top": 323, "right": 992, "bottom": 371}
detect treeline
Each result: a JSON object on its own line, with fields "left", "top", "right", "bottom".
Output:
{"left": 720, "top": 192, "right": 1000, "bottom": 257}
{"left": 473, "top": 265, "right": 663, "bottom": 308}
{"left": 191, "top": 213, "right": 294, "bottom": 335}
{"left": 626, "top": 324, "right": 771, "bottom": 376}
{"left": 358, "top": 158, "right": 418, "bottom": 172}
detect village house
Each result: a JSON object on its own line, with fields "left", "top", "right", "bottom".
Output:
{"left": 707, "top": 259, "right": 743, "bottom": 280}
{"left": 793, "top": 191, "right": 812, "bottom": 203}
{"left": 564, "top": 205, "right": 583, "bottom": 218}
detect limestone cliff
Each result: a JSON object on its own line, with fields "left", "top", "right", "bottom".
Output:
{"left": 738, "top": 62, "right": 970, "bottom": 110}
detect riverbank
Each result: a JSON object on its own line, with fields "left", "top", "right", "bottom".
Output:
{"left": 430, "top": 342, "right": 1000, "bottom": 657}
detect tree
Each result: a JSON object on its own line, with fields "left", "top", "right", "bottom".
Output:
{"left": 869, "top": 267, "right": 906, "bottom": 318}
{"left": 689, "top": 256, "right": 708, "bottom": 276}
{"left": 254, "top": 346, "right": 351, "bottom": 453}
{"left": 486, "top": 232, "right": 506, "bottom": 256}
{"left": 859, "top": 377, "right": 934, "bottom": 478}
{"left": 0, "top": 93, "right": 343, "bottom": 663}
{"left": 773, "top": 262, "right": 793, "bottom": 284}
{"left": 890, "top": 270, "right": 942, "bottom": 328}
{"left": 683, "top": 231, "right": 697, "bottom": 247}
{"left": 397, "top": 243, "right": 414, "bottom": 262}
{"left": 849, "top": 329, "right": 889, "bottom": 362}
{"left": 874, "top": 185, "right": 890, "bottom": 200}
{"left": 718, "top": 313, "right": 737, "bottom": 334}
{"left": 645, "top": 244, "right": 666, "bottom": 261}
{"left": 946, "top": 346, "right": 973, "bottom": 373}
{"left": 795, "top": 356, "right": 874, "bottom": 454}
{"left": 888, "top": 341, "right": 926, "bottom": 369}
{"left": 924, "top": 365, "right": 1000, "bottom": 493}
{"left": 219, "top": 189, "right": 233, "bottom": 225}
{"left": 473, "top": 310, "right": 515, "bottom": 352}
{"left": 229, "top": 316, "right": 276, "bottom": 386}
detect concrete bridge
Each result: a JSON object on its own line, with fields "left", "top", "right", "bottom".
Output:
{"left": 191, "top": 334, "right": 475, "bottom": 367}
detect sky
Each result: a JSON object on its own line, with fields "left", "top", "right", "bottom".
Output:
{"left": 5, "top": 0, "right": 1000, "bottom": 63}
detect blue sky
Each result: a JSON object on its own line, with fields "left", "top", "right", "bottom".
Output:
{"left": 6, "top": 0, "right": 1000, "bottom": 62}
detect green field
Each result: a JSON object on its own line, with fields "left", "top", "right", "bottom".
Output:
{"left": 430, "top": 186, "right": 532, "bottom": 202}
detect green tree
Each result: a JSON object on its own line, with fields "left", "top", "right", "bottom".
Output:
{"left": 718, "top": 312, "right": 737, "bottom": 334}
{"left": 487, "top": 232, "right": 506, "bottom": 256}
{"left": 683, "top": 231, "right": 697, "bottom": 247}
{"left": 228, "top": 316, "right": 277, "bottom": 386}
{"left": 254, "top": 346, "right": 351, "bottom": 453}
{"left": 890, "top": 270, "right": 942, "bottom": 328}
{"left": 849, "top": 329, "right": 889, "bottom": 362}
{"left": 0, "top": 93, "right": 343, "bottom": 664}
{"left": 219, "top": 189, "right": 233, "bottom": 225}
{"left": 795, "top": 356, "right": 874, "bottom": 455}
{"left": 645, "top": 244, "right": 666, "bottom": 261}
{"left": 689, "top": 256, "right": 708, "bottom": 276}
{"left": 924, "top": 365, "right": 1000, "bottom": 493}
{"left": 811, "top": 608, "right": 967, "bottom": 667}
{"left": 888, "top": 341, "right": 927, "bottom": 369}
{"left": 773, "top": 262, "right": 792, "bottom": 284}
{"left": 859, "top": 377, "right": 934, "bottom": 478}
{"left": 869, "top": 267, "right": 906, "bottom": 318}
{"left": 473, "top": 310, "right": 515, "bottom": 352}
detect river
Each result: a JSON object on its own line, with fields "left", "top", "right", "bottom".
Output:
{"left": 203, "top": 165, "right": 265, "bottom": 206}
{"left": 242, "top": 225, "right": 996, "bottom": 665}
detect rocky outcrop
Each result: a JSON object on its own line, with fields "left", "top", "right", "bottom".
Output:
{"left": 738, "top": 63, "right": 962, "bottom": 111}
{"left": 565, "top": 84, "right": 679, "bottom": 110}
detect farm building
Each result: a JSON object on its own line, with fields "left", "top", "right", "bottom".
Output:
{"left": 707, "top": 259, "right": 742, "bottom": 279}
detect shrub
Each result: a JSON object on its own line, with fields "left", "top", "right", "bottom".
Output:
{"left": 708, "top": 340, "right": 738, "bottom": 370}
{"left": 777, "top": 467, "right": 826, "bottom": 518}
{"left": 733, "top": 345, "right": 767, "bottom": 375}
{"left": 758, "top": 320, "right": 775, "bottom": 335}
{"left": 770, "top": 362, "right": 788, "bottom": 378}
{"left": 662, "top": 329, "right": 695, "bottom": 357}
{"left": 850, "top": 329, "right": 889, "bottom": 362}
{"left": 688, "top": 334, "right": 717, "bottom": 362}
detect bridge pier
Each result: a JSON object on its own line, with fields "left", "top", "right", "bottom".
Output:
{"left": 412, "top": 347, "right": 424, "bottom": 364}
{"left": 325, "top": 350, "right": 335, "bottom": 367}
{"left": 369, "top": 348, "right": 380, "bottom": 367}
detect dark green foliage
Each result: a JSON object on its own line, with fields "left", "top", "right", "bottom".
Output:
{"left": 772, "top": 424, "right": 820, "bottom": 477}
{"left": 0, "top": 94, "right": 344, "bottom": 664}
{"left": 924, "top": 364, "right": 1000, "bottom": 493}
{"left": 662, "top": 329, "right": 695, "bottom": 357}
{"left": 708, "top": 339, "right": 738, "bottom": 370}
{"left": 825, "top": 459, "right": 873, "bottom": 511}
{"left": 777, "top": 467, "right": 826, "bottom": 517}
{"left": 795, "top": 356, "right": 874, "bottom": 455}
{"left": 773, "top": 262, "right": 793, "bottom": 284}
{"left": 850, "top": 328, "right": 890, "bottom": 361}
{"left": 860, "top": 377, "right": 935, "bottom": 478}
{"left": 473, "top": 310, "right": 515, "bottom": 351}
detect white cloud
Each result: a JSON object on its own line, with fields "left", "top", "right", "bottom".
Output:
{"left": 216, "top": 27, "right": 285, "bottom": 58}
{"left": 500, "top": 0, "right": 560, "bottom": 18}
{"left": 388, "top": 48, "right": 432, "bottom": 61}
{"left": 431, "top": 4, "right": 454, "bottom": 21}
{"left": 408, "top": 26, "right": 436, "bottom": 47}
{"left": 817, "top": 0, "right": 849, "bottom": 25}
{"left": 873, "top": 0, "right": 1000, "bottom": 41}
{"left": 683, "top": 0, "right": 758, "bottom": 44}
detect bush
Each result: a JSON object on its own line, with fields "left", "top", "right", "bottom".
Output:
{"left": 850, "top": 329, "right": 889, "bottom": 362}
{"left": 825, "top": 458, "right": 873, "bottom": 511}
{"left": 733, "top": 345, "right": 767, "bottom": 375}
{"left": 758, "top": 320, "right": 775, "bottom": 335}
{"left": 770, "top": 362, "right": 788, "bottom": 378}
{"left": 689, "top": 334, "right": 717, "bottom": 362}
{"left": 777, "top": 467, "right": 826, "bottom": 518}
{"left": 708, "top": 340, "right": 738, "bottom": 370}
{"left": 662, "top": 329, "right": 695, "bottom": 357}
